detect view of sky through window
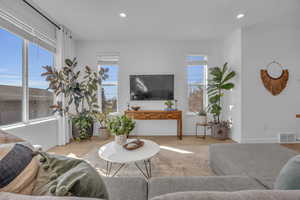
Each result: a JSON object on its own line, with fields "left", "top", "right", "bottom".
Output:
{"left": 0, "top": 28, "right": 23, "bottom": 87}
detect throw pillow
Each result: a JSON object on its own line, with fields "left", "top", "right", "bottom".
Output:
{"left": 32, "top": 152, "right": 109, "bottom": 200}
{"left": 274, "top": 155, "right": 300, "bottom": 189}
{"left": 0, "top": 143, "right": 39, "bottom": 194}
{"left": 0, "top": 129, "right": 24, "bottom": 144}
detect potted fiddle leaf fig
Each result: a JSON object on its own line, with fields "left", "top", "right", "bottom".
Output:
{"left": 207, "top": 62, "right": 236, "bottom": 140}
{"left": 107, "top": 115, "right": 136, "bottom": 145}
{"left": 42, "top": 58, "right": 108, "bottom": 141}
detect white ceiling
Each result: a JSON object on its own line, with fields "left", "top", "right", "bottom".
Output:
{"left": 32, "top": 0, "right": 300, "bottom": 41}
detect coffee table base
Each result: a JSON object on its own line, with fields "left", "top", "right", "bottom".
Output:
{"left": 105, "top": 159, "right": 152, "bottom": 179}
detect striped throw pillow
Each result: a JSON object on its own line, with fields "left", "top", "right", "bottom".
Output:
{"left": 0, "top": 143, "right": 39, "bottom": 195}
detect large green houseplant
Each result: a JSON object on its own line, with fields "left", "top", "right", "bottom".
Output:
{"left": 42, "top": 58, "right": 108, "bottom": 141}
{"left": 207, "top": 62, "right": 236, "bottom": 139}
{"left": 107, "top": 115, "right": 136, "bottom": 145}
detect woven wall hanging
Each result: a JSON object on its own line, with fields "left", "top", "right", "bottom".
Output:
{"left": 260, "top": 60, "right": 289, "bottom": 96}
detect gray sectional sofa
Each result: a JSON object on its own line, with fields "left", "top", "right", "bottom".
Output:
{"left": 209, "top": 143, "right": 299, "bottom": 188}
{"left": 1, "top": 143, "right": 299, "bottom": 200}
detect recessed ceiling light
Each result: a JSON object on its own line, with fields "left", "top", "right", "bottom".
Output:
{"left": 236, "top": 13, "right": 245, "bottom": 19}
{"left": 119, "top": 13, "right": 127, "bottom": 18}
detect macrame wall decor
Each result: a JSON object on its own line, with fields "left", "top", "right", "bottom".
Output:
{"left": 260, "top": 60, "right": 289, "bottom": 96}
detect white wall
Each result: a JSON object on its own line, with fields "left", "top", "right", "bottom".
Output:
{"left": 2, "top": 118, "right": 58, "bottom": 150}
{"left": 75, "top": 40, "right": 223, "bottom": 136}
{"left": 222, "top": 29, "right": 242, "bottom": 142}
{"left": 241, "top": 24, "right": 300, "bottom": 143}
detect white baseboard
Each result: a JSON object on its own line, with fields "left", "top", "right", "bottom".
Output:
{"left": 241, "top": 137, "right": 300, "bottom": 143}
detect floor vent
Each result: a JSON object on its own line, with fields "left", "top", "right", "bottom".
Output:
{"left": 278, "top": 133, "right": 296, "bottom": 143}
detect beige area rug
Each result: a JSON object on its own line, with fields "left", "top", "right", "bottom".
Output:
{"left": 82, "top": 143, "right": 214, "bottom": 177}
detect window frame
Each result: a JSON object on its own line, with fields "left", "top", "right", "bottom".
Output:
{"left": 186, "top": 55, "right": 208, "bottom": 115}
{"left": 0, "top": 27, "right": 56, "bottom": 128}
{"left": 98, "top": 62, "right": 119, "bottom": 114}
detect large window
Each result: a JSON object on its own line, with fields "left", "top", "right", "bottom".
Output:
{"left": 0, "top": 28, "right": 55, "bottom": 126}
{"left": 28, "top": 42, "right": 54, "bottom": 120}
{"left": 0, "top": 28, "right": 23, "bottom": 125}
{"left": 98, "top": 55, "right": 119, "bottom": 113}
{"left": 187, "top": 55, "right": 207, "bottom": 113}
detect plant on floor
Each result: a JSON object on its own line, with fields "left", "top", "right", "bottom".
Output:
{"left": 198, "top": 109, "right": 207, "bottom": 124}
{"left": 107, "top": 115, "right": 136, "bottom": 145}
{"left": 95, "top": 111, "right": 111, "bottom": 139}
{"left": 207, "top": 62, "right": 236, "bottom": 139}
{"left": 42, "top": 58, "right": 109, "bottom": 141}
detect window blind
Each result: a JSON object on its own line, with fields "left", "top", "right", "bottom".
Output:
{"left": 0, "top": 0, "right": 56, "bottom": 52}
{"left": 98, "top": 55, "right": 120, "bottom": 66}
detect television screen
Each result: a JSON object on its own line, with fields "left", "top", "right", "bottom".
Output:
{"left": 130, "top": 74, "right": 174, "bottom": 100}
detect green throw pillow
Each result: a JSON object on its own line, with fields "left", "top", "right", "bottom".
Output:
{"left": 32, "top": 152, "right": 108, "bottom": 199}
{"left": 274, "top": 155, "right": 300, "bottom": 190}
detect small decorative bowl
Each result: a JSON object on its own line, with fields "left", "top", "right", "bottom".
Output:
{"left": 131, "top": 106, "right": 141, "bottom": 111}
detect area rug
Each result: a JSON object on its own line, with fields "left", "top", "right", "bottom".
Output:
{"left": 82, "top": 144, "right": 214, "bottom": 177}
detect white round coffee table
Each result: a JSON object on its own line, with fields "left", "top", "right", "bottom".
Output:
{"left": 98, "top": 139, "right": 160, "bottom": 179}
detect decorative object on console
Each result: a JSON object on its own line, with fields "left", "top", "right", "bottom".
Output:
{"left": 164, "top": 100, "right": 175, "bottom": 111}
{"left": 260, "top": 60, "right": 289, "bottom": 96}
{"left": 123, "top": 139, "right": 144, "bottom": 150}
{"left": 42, "top": 58, "right": 108, "bottom": 141}
{"left": 174, "top": 99, "right": 178, "bottom": 110}
{"left": 107, "top": 114, "right": 136, "bottom": 145}
{"left": 208, "top": 62, "right": 236, "bottom": 140}
{"left": 95, "top": 112, "right": 110, "bottom": 140}
{"left": 131, "top": 106, "right": 141, "bottom": 111}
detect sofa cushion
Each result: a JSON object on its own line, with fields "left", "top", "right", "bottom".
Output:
{"left": 209, "top": 143, "right": 298, "bottom": 188}
{"left": 0, "top": 192, "right": 100, "bottom": 200}
{"left": 0, "top": 143, "right": 39, "bottom": 194}
{"left": 148, "top": 176, "right": 266, "bottom": 199}
{"left": 103, "top": 177, "right": 148, "bottom": 200}
{"left": 275, "top": 155, "right": 300, "bottom": 189}
{"left": 150, "top": 190, "right": 300, "bottom": 200}
{"left": 32, "top": 152, "right": 108, "bottom": 199}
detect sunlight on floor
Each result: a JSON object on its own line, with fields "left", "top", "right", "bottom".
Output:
{"left": 160, "top": 145, "right": 194, "bottom": 154}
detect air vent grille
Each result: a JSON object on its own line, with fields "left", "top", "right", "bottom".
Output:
{"left": 278, "top": 133, "right": 296, "bottom": 143}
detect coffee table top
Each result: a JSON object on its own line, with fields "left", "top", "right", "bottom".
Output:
{"left": 98, "top": 139, "right": 160, "bottom": 163}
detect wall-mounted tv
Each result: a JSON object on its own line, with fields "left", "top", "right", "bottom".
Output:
{"left": 130, "top": 74, "right": 174, "bottom": 101}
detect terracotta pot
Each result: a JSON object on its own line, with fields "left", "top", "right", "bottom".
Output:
{"left": 198, "top": 116, "right": 207, "bottom": 124}
{"left": 115, "top": 135, "right": 127, "bottom": 145}
{"left": 211, "top": 123, "right": 229, "bottom": 140}
{"left": 99, "top": 127, "right": 110, "bottom": 140}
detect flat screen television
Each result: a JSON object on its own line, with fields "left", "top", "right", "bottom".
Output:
{"left": 130, "top": 74, "right": 174, "bottom": 100}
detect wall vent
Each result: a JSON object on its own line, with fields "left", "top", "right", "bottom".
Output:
{"left": 278, "top": 133, "right": 296, "bottom": 143}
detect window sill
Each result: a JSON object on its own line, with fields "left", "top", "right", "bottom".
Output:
{"left": 0, "top": 116, "right": 57, "bottom": 131}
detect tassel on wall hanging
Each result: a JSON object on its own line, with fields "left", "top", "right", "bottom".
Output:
{"left": 260, "top": 60, "right": 289, "bottom": 96}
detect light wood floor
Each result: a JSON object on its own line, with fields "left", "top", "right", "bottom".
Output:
{"left": 49, "top": 136, "right": 300, "bottom": 156}
{"left": 48, "top": 136, "right": 234, "bottom": 157}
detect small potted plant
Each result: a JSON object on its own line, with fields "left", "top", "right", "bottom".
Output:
{"left": 198, "top": 110, "right": 207, "bottom": 124}
{"left": 164, "top": 100, "right": 174, "bottom": 111}
{"left": 107, "top": 115, "right": 136, "bottom": 145}
{"left": 95, "top": 112, "right": 110, "bottom": 140}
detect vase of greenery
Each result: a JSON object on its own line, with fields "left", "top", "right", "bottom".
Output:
{"left": 42, "top": 58, "right": 108, "bottom": 141}
{"left": 207, "top": 62, "right": 236, "bottom": 140}
{"left": 95, "top": 112, "right": 110, "bottom": 140}
{"left": 198, "top": 110, "right": 207, "bottom": 124}
{"left": 107, "top": 115, "right": 136, "bottom": 145}
{"left": 164, "top": 100, "right": 174, "bottom": 111}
